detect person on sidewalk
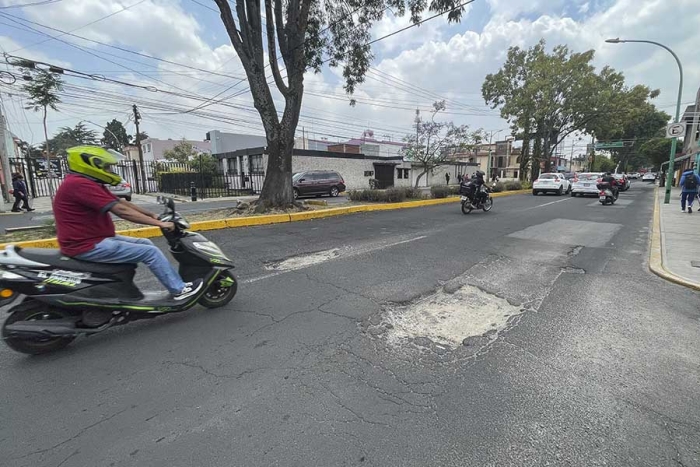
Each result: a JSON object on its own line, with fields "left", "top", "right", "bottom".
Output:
{"left": 679, "top": 165, "right": 700, "bottom": 213}
{"left": 445, "top": 173, "right": 450, "bottom": 185}
{"left": 54, "top": 145, "right": 203, "bottom": 301}
{"left": 11, "top": 173, "right": 34, "bottom": 212}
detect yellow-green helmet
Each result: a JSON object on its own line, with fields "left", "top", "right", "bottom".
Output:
{"left": 66, "top": 146, "right": 124, "bottom": 186}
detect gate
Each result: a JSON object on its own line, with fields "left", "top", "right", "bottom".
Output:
{"left": 9, "top": 157, "right": 67, "bottom": 198}
{"left": 373, "top": 163, "right": 395, "bottom": 189}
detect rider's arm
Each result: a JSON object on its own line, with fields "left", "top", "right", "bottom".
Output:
{"left": 118, "top": 199, "right": 157, "bottom": 219}
{"left": 110, "top": 203, "right": 170, "bottom": 228}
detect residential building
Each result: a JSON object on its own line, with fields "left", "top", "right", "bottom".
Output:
{"left": 294, "top": 137, "right": 330, "bottom": 151}
{"left": 681, "top": 100, "right": 699, "bottom": 157}
{"left": 123, "top": 145, "right": 140, "bottom": 161}
{"left": 205, "top": 130, "right": 266, "bottom": 154}
{"left": 343, "top": 130, "right": 406, "bottom": 158}
{"left": 140, "top": 138, "right": 211, "bottom": 162}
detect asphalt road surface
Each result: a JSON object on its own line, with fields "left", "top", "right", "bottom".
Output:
{"left": 2, "top": 182, "right": 699, "bottom": 467}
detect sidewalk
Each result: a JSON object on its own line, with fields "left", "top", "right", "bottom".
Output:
{"left": 653, "top": 186, "right": 700, "bottom": 289}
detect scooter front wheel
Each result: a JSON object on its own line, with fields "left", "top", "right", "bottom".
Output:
{"left": 2, "top": 306, "right": 75, "bottom": 355}
{"left": 199, "top": 271, "right": 238, "bottom": 309}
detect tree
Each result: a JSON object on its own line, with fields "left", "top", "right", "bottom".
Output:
{"left": 134, "top": 131, "right": 149, "bottom": 142}
{"left": 23, "top": 70, "right": 63, "bottom": 198}
{"left": 102, "top": 119, "right": 131, "bottom": 151}
{"left": 190, "top": 154, "right": 220, "bottom": 174}
{"left": 44, "top": 123, "right": 98, "bottom": 155}
{"left": 212, "top": 0, "right": 468, "bottom": 209}
{"left": 401, "top": 101, "right": 483, "bottom": 188}
{"left": 592, "top": 156, "right": 616, "bottom": 172}
{"left": 640, "top": 138, "right": 675, "bottom": 169}
{"left": 482, "top": 40, "right": 659, "bottom": 177}
{"left": 163, "top": 139, "right": 198, "bottom": 164}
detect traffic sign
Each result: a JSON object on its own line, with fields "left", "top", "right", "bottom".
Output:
{"left": 666, "top": 123, "right": 685, "bottom": 139}
{"left": 595, "top": 141, "right": 624, "bottom": 149}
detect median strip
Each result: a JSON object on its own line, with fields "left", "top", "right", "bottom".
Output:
{"left": 0, "top": 189, "right": 530, "bottom": 249}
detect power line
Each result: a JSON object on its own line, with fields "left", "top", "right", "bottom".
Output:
{"left": 0, "top": 0, "right": 62, "bottom": 9}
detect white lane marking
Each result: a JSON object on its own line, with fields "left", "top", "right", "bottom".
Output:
{"left": 523, "top": 197, "right": 573, "bottom": 211}
{"left": 242, "top": 235, "right": 428, "bottom": 284}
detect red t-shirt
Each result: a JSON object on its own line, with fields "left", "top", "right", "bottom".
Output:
{"left": 54, "top": 174, "right": 119, "bottom": 257}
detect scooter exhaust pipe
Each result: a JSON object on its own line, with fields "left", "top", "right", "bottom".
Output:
{"left": 4, "top": 319, "right": 112, "bottom": 337}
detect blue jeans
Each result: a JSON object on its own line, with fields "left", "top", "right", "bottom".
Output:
{"left": 76, "top": 235, "right": 185, "bottom": 294}
{"left": 681, "top": 191, "right": 697, "bottom": 210}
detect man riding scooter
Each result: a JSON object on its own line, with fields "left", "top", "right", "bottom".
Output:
{"left": 54, "top": 146, "right": 204, "bottom": 316}
{"left": 600, "top": 172, "right": 619, "bottom": 199}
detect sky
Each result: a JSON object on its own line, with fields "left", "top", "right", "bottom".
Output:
{"left": 0, "top": 0, "right": 698, "bottom": 160}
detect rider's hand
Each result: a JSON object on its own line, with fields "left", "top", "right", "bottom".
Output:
{"left": 160, "top": 221, "right": 176, "bottom": 231}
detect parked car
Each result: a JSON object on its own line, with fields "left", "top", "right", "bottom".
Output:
{"left": 628, "top": 173, "right": 640, "bottom": 179}
{"left": 613, "top": 173, "right": 630, "bottom": 191}
{"left": 570, "top": 172, "right": 603, "bottom": 197}
{"left": 109, "top": 181, "right": 132, "bottom": 201}
{"left": 642, "top": 173, "right": 657, "bottom": 182}
{"left": 292, "top": 170, "right": 346, "bottom": 199}
{"left": 532, "top": 173, "right": 571, "bottom": 196}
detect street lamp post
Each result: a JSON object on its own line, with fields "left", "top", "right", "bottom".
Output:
{"left": 605, "top": 38, "right": 683, "bottom": 204}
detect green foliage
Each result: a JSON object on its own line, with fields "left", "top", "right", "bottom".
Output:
{"left": 430, "top": 185, "right": 450, "bottom": 198}
{"left": 639, "top": 138, "right": 674, "bottom": 168}
{"left": 22, "top": 70, "right": 62, "bottom": 113}
{"left": 47, "top": 122, "right": 98, "bottom": 155}
{"left": 482, "top": 39, "right": 663, "bottom": 176}
{"left": 163, "top": 139, "right": 197, "bottom": 164}
{"left": 504, "top": 180, "right": 522, "bottom": 190}
{"left": 492, "top": 182, "right": 505, "bottom": 193}
{"left": 592, "top": 157, "right": 616, "bottom": 172}
{"left": 348, "top": 187, "right": 422, "bottom": 203}
{"left": 521, "top": 181, "right": 532, "bottom": 189}
{"left": 190, "top": 153, "right": 220, "bottom": 174}
{"left": 102, "top": 119, "right": 131, "bottom": 151}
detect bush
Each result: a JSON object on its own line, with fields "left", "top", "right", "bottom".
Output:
{"left": 431, "top": 185, "right": 449, "bottom": 198}
{"left": 521, "top": 181, "right": 532, "bottom": 190}
{"left": 491, "top": 182, "right": 505, "bottom": 193}
{"left": 504, "top": 180, "right": 523, "bottom": 191}
{"left": 385, "top": 187, "right": 407, "bottom": 203}
{"left": 403, "top": 186, "right": 422, "bottom": 199}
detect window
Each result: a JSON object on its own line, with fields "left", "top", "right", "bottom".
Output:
{"left": 250, "top": 155, "right": 264, "bottom": 174}
{"left": 397, "top": 168, "right": 410, "bottom": 179}
{"left": 227, "top": 158, "right": 238, "bottom": 175}
{"left": 364, "top": 170, "right": 374, "bottom": 177}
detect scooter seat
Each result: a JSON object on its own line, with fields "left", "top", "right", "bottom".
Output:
{"left": 17, "top": 248, "right": 137, "bottom": 275}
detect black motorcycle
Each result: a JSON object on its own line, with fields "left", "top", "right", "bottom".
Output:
{"left": 0, "top": 197, "right": 237, "bottom": 355}
{"left": 459, "top": 181, "right": 494, "bottom": 215}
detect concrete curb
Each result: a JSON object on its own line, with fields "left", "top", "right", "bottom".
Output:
{"left": 648, "top": 187, "right": 700, "bottom": 291}
{"left": 0, "top": 189, "right": 530, "bottom": 249}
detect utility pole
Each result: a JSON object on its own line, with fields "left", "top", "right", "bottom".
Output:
{"left": 132, "top": 104, "right": 147, "bottom": 194}
{"left": 0, "top": 106, "right": 11, "bottom": 211}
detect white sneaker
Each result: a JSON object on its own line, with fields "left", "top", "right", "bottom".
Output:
{"left": 173, "top": 279, "right": 204, "bottom": 300}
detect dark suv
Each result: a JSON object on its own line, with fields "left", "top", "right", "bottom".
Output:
{"left": 293, "top": 170, "right": 346, "bottom": 199}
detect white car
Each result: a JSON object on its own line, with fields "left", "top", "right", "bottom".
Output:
{"left": 532, "top": 173, "right": 571, "bottom": 196}
{"left": 571, "top": 172, "right": 603, "bottom": 197}
{"left": 642, "top": 173, "right": 656, "bottom": 182}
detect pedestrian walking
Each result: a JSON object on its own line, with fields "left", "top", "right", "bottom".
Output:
{"left": 445, "top": 173, "right": 450, "bottom": 185}
{"left": 11, "top": 173, "right": 33, "bottom": 212}
{"left": 457, "top": 174, "right": 462, "bottom": 184}
{"left": 679, "top": 164, "right": 700, "bottom": 213}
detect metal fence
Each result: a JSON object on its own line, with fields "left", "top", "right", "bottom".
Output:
{"left": 9, "top": 157, "right": 265, "bottom": 199}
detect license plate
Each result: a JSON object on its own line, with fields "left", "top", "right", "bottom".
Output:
{"left": 460, "top": 196, "right": 468, "bottom": 201}
{"left": 584, "top": 183, "right": 590, "bottom": 187}
{"left": 599, "top": 196, "right": 606, "bottom": 201}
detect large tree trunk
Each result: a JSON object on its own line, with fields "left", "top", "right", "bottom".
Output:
{"left": 414, "top": 169, "right": 428, "bottom": 188}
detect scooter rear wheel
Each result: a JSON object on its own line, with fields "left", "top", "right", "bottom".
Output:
{"left": 2, "top": 306, "right": 75, "bottom": 355}
{"left": 199, "top": 271, "right": 238, "bottom": 309}
{"left": 461, "top": 200, "right": 473, "bottom": 215}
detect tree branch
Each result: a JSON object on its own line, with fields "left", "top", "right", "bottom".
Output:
{"left": 265, "top": 0, "right": 289, "bottom": 96}
{"left": 213, "top": 0, "right": 245, "bottom": 57}
{"left": 235, "top": 0, "right": 254, "bottom": 59}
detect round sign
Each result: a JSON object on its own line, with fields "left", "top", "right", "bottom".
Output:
{"left": 666, "top": 123, "right": 686, "bottom": 139}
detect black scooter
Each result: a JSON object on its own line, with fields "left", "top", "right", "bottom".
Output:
{"left": 0, "top": 197, "right": 237, "bottom": 355}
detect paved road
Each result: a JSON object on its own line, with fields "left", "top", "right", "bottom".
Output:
{"left": 2, "top": 182, "right": 700, "bottom": 466}
{"left": 0, "top": 194, "right": 350, "bottom": 231}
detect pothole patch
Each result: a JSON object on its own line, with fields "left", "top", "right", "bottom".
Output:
{"left": 265, "top": 249, "right": 340, "bottom": 271}
{"left": 561, "top": 266, "right": 585, "bottom": 274}
{"left": 371, "top": 284, "right": 525, "bottom": 350}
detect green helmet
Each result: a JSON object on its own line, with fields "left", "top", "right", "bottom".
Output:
{"left": 66, "top": 146, "right": 124, "bottom": 186}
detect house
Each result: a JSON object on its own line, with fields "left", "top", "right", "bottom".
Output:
{"left": 140, "top": 138, "right": 211, "bottom": 162}
{"left": 214, "top": 146, "right": 412, "bottom": 191}
{"left": 123, "top": 145, "right": 140, "bottom": 161}
{"left": 206, "top": 130, "right": 266, "bottom": 154}
{"left": 343, "top": 129, "right": 406, "bottom": 159}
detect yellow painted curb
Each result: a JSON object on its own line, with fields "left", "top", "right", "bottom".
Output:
{"left": 648, "top": 187, "right": 700, "bottom": 291}
{"left": 0, "top": 189, "right": 530, "bottom": 249}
